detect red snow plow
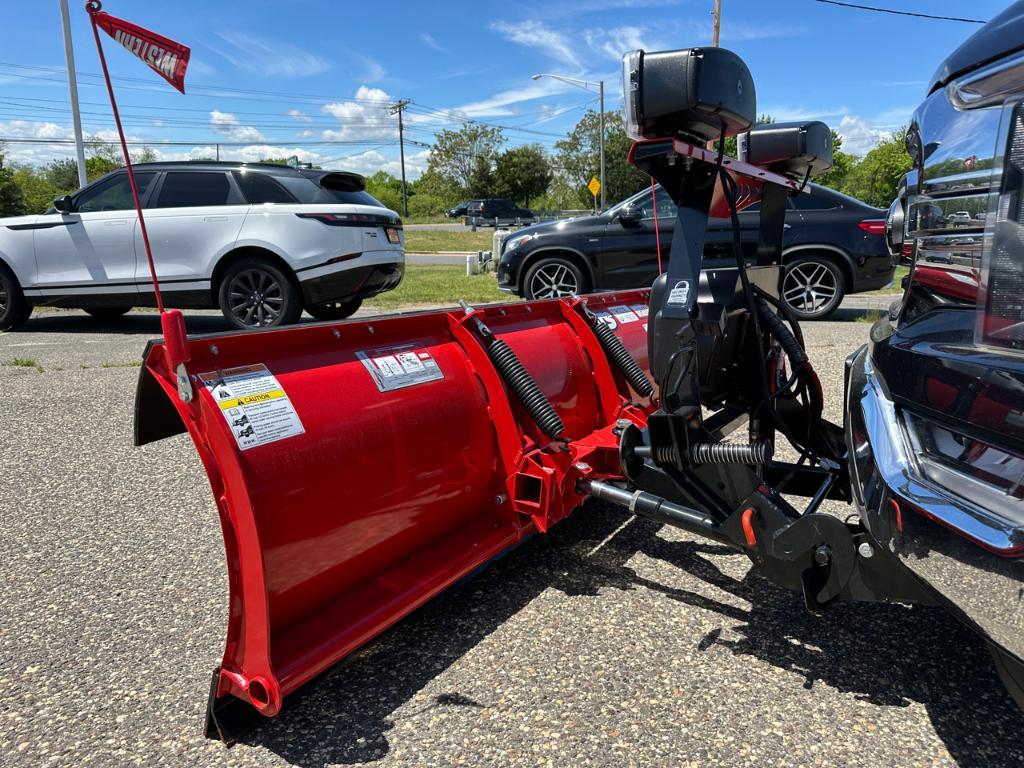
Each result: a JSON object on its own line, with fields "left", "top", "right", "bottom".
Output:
{"left": 135, "top": 290, "right": 656, "bottom": 740}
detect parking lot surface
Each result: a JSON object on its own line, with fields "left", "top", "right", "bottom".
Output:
{"left": 2, "top": 304, "right": 1023, "bottom": 768}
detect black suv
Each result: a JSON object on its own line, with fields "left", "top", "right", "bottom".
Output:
{"left": 466, "top": 198, "right": 535, "bottom": 226}
{"left": 498, "top": 183, "right": 892, "bottom": 319}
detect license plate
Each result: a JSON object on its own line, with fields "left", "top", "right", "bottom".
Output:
{"left": 385, "top": 227, "right": 401, "bottom": 244}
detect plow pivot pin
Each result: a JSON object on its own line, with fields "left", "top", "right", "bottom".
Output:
{"left": 813, "top": 545, "right": 831, "bottom": 565}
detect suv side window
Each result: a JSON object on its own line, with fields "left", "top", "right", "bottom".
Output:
{"left": 156, "top": 171, "right": 232, "bottom": 208}
{"left": 792, "top": 191, "right": 837, "bottom": 211}
{"left": 640, "top": 188, "right": 677, "bottom": 220}
{"left": 76, "top": 173, "right": 155, "bottom": 212}
{"left": 233, "top": 172, "right": 297, "bottom": 204}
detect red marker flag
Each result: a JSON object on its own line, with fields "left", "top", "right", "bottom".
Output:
{"left": 91, "top": 8, "right": 190, "bottom": 93}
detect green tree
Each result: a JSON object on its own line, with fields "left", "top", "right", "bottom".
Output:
{"left": 427, "top": 124, "right": 504, "bottom": 193}
{"left": 467, "top": 155, "right": 495, "bottom": 198}
{"left": 555, "top": 110, "right": 647, "bottom": 208}
{"left": 363, "top": 170, "right": 405, "bottom": 211}
{"left": 12, "top": 165, "right": 59, "bottom": 214}
{"left": 494, "top": 144, "right": 551, "bottom": 206}
{"left": 0, "top": 147, "right": 26, "bottom": 217}
{"left": 840, "top": 128, "right": 913, "bottom": 207}
{"left": 85, "top": 155, "right": 119, "bottom": 181}
{"left": 45, "top": 158, "right": 79, "bottom": 191}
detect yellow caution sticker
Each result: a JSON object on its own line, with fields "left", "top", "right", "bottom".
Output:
{"left": 198, "top": 364, "right": 304, "bottom": 450}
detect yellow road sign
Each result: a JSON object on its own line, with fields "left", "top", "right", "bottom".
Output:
{"left": 587, "top": 176, "right": 601, "bottom": 197}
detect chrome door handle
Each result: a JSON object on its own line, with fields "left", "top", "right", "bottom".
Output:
{"left": 104, "top": 219, "right": 127, "bottom": 226}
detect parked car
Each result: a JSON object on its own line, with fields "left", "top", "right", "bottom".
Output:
{"left": 0, "top": 161, "right": 404, "bottom": 331}
{"left": 498, "top": 182, "right": 893, "bottom": 319}
{"left": 850, "top": 1, "right": 1024, "bottom": 709}
{"left": 444, "top": 201, "right": 470, "bottom": 218}
{"left": 466, "top": 198, "right": 535, "bottom": 226}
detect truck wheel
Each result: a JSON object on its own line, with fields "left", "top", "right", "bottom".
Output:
{"left": 305, "top": 298, "right": 362, "bottom": 321}
{"left": 781, "top": 256, "right": 845, "bottom": 320}
{"left": 218, "top": 258, "right": 302, "bottom": 330}
{"left": 524, "top": 257, "right": 589, "bottom": 300}
{"left": 84, "top": 307, "right": 132, "bottom": 321}
{"left": 0, "top": 268, "right": 32, "bottom": 331}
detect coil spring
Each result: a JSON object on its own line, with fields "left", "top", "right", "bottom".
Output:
{"left": 589, "top": 317, "right": 655, "bottom": 397}
{"left": 651, "top": 441, "right": 773, "bottom": 466}
{"left": 486, "top": 339, "right": 565, "bottom": 438}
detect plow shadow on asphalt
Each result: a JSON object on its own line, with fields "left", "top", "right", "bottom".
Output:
{"left": 235, "top": 503, "right": 1024, "bottom": 767}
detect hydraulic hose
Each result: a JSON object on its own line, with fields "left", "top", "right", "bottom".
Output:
{"left": 753, "top": 295, "right": 824, "bottom": 414}
{"left": 587, "top": 316, "right": 655, "bottom": 398}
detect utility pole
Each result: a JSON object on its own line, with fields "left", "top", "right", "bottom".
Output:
{"left": 390, "top": 99, "right": 411, "bottom": 217}
{"left": 59, "top": 0, "right": 88, "bottom": 188}
{"left": 712, "top": 0, "right": 722, "bottom": 46}
{"left": 598, "top": 80, "right": 605, "bottom": 210}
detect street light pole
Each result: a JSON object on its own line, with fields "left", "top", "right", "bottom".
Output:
{"left": 59, "top": 0, "right": 88, "bottom": 188}
{"left": 532, "top": 73, "right": 606, "bottom": 210}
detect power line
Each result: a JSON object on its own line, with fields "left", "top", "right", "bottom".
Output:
{"left": 813, "top": 0, "right": 986, "bottom": 23}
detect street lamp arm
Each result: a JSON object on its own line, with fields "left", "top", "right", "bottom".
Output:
{"left": 531, "top": 73, "right": 600, "bottom": 92}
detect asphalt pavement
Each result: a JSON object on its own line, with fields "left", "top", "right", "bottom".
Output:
{"left": 2, "top": 299, "right": 1022, "bottom": 768}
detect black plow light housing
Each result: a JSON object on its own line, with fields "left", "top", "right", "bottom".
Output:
{"left": 621, "top": 47, "right": 756, "bottom": 143}
{"left": 737, "top": 121, "right": 834, "bottom": 179}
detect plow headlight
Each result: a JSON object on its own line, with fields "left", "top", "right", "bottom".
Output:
{"left": 621, "top": 47, "right": 756, "bottom": 143}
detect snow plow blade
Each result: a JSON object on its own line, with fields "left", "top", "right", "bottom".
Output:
{"left": 134, "top": 292, "right": 654, "bottom": 741}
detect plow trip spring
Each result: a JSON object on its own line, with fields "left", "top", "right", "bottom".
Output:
{"left": 135, "top": 291, "right": 655, "bottom": 741}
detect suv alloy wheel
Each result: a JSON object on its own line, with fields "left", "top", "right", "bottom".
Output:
{"left": 524, "top": 257, "right": 589, "bottom": 300}
{"left": 219, "top": 258, "right": 303, "bottom": 330}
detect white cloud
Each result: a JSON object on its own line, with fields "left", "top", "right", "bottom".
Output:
{"left": 322, "top": 86, "right": 397, "bottom": 141}
{"left": 287, "top": 109, "right": 313, "bottom": 123}
{"left": 419, "top": 32, "right": 448, "bottom": 53}
{"left": 583, "top": 25, "right": 655, "bottom": 61}
{"left": 442, "top": 79, "right": 568, "bottom": 120}
{"left": 336, "top": 148, "right": 430, "bottom": 179}
{"left": 212, "top": 31, "right": 331, "bottom": 77}
{"left": 491, "top": 20, "right": 581, "bottom": 70}
{"left": 209, "top": 110, "right": 266, "bottom": 143}
{"left": 836, "top": 115, "right": 890, "bottom": 156}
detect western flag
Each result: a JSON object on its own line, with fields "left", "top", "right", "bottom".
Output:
{"left": 91, "top": 9, "right": 190, "bottom": 93}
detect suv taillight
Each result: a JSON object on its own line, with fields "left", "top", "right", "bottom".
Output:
{"left": 858, "top": 219, "right": 887, "bottom": 236}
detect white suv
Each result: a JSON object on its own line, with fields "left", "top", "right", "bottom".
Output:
{"left": 0, "top": 162, "right": 404, "bottom": 330}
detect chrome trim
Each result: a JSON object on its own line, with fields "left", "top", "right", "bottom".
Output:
{"left": 859, "top": 355, "right": 1023, "bottom": 553}
{"left": 950, "top": 50, "right": 1024, "bottom": 109}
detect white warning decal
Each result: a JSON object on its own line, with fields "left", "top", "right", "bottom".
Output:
{"left": 667, "top": 280, "right": 691, "bottom": 306}
{"left": 594, "top": 311, "right": 617, "bottom": 330}
{"left": 609, "top": 305, "right": 640, "bottom": 324}
{"left": 199, "top": 364, "right": 305, "bottom": 451}
{"left": 629, "top": 304, "right": 649, "bottom": 318}
{"left": 358, "top": 344, "right": 443, "bottom": 392}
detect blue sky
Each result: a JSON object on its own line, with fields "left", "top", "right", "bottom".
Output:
{"left": 0, "top": 0, "right": 1010, "bottom": 179}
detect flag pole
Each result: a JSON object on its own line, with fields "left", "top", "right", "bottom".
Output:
{"left": 85, "top": 0, "right": 164, "bottom": 314}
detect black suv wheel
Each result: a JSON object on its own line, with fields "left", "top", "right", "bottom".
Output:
{"left": 523, "top": 257, "right": 589, "bottom": 300}
{"left": 781, "top": 256, "right": 845, "bottom": 320}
